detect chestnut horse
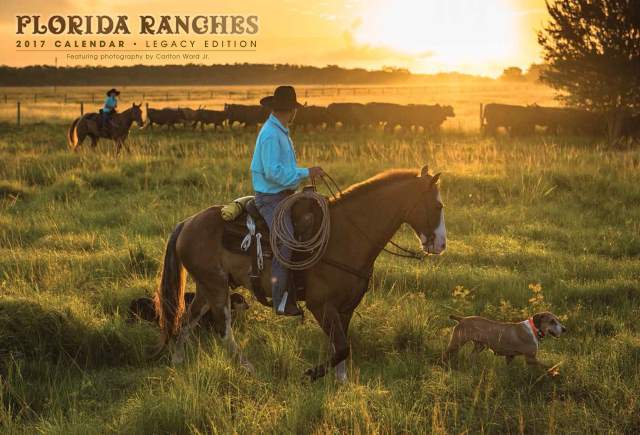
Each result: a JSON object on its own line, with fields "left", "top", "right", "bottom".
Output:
{"left": 155, "top": 166, "right": 446, "bottom": 381}
{"left": 67, "top": 103, "right": 143, "bottom": 154}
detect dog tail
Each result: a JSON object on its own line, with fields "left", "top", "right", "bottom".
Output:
{"left": 449, "top": 314, "right": 463, "bottom": 322}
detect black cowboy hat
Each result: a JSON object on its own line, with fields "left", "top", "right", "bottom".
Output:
{"left": 260, "top": 85, "right": 303, "bottom": 111}
{"left": 106, "top": 88, "right": 120, "bottom": 96}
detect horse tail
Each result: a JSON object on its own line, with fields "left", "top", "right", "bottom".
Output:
{"left": 67, "top": 117, "right": 80, "bottom": 150}
{"left": 449, "top": 314, "right": 463, "bottom": 323}
{"left": 155, "top": 221, "right": 187, "bottom": 348}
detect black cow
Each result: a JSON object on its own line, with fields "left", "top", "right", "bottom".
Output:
{"left": 403, "top": 104, "right": 454, "bottom": 132}
{"left": 482, "top": 103, "right": 536, "bottom": 136}
{"left": 193, "top": 109, "right": 228, "bottom": 131}
{"left": 530, "top": 105, "right": 605, "bottom": 136}
{"left": 224, "top": 104, "right": 269, "bottom": 129}
{"left": 326, "top": 103, "right": 368, "bottom": 129}
{"left": 146, "top": 107, "right": 185, "bottom": 129}
{"left": 292, "top": 105, "right": 329, "bottom": 130}
{"left": 365, "top": 103, "right": 454, "bottom": 133}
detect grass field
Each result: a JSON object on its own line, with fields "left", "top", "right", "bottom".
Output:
{"left": 1, "top": 84, "right": 639, "bottom": 433}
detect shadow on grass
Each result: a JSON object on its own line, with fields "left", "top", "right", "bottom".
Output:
{"left": 0, "top": 298, "right": 153, "bottom": 369}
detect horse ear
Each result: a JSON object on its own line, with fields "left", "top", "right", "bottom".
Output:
{"left": 430, "top": 173, "right": 441, "bottom": 186}
{"left": 420, "top": 165, "right": 429, "bottom": 177}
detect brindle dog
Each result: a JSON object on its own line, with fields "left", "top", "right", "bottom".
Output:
{"left": 67, "top": 103, "right": 143, "bottom": 154}
{"left": 154, "top": 166, "right": 446, "bottom": 381}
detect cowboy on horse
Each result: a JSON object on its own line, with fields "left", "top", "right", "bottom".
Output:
{"left": 251, "top": 85, "right": 325, "bottom": 316}
{"left": 101, "top": 88, "right": 119, "bottom": 136}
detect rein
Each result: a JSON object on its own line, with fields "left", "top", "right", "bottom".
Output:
{"left": 316, "top": 173, "right": 425, "bottom": 261}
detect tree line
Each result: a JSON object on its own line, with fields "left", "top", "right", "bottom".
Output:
{"left": 0, "top": 64, "right": 485, "bottom": 87}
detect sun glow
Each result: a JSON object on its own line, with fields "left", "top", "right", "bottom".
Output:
{"left": 354, "top": 0, "right": 519, "bottom": 75}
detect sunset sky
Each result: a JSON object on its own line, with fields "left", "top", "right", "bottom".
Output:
{"left": 2, "top": 0, "right": 549, "bottom": 77}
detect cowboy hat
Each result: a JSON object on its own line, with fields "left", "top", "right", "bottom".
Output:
{"left": 260, "top": 85, "right": 302, "bottom": 111}
{"left": 106, "top": 88, "right": 121, "bottom": 96}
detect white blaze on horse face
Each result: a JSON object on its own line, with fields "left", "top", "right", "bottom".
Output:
{"left": 421, "top": 191, "right": 447, "bottom": 255}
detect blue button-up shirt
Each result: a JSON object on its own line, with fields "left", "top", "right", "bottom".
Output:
{"left": 250, "top": 113, "right": 309, "bottom": 194}
{"left": 103, "top": 95, "right": 117, "bottom": 113}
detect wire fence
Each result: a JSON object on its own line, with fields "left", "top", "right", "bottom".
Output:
{"left": 0, "top": 83, "right": 559, "bottom": 130}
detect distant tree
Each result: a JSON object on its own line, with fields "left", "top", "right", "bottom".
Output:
{"left": 500, "top": 67, "right": 525, "bottom": 81}
{"left": 538, "top": 0, "right": 640, "bottom": 140}
{"left": 524, "top": 64, "right": 546, "bottom": 82}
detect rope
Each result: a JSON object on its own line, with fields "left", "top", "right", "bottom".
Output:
{"left": 270, "top": 188, "right": 331, "bottom": 270}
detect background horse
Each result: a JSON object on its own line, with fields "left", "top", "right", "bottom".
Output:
{"left": 67, "top": 103, "right": 143, "bottom": 154}
{"left": 155, "top": 165, "right": 446, "bottom": 381}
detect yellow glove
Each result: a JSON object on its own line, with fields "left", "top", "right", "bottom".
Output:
{"left": 220, "top": 196, "right": 255, "bottom": 221}
{"left": 221, "top": 202, "right": 242, "bottom": 221}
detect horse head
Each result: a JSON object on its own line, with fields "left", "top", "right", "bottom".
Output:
{"left": 405, "top": 165, "right": 446, "bottom": 255}
{"left": 131, "top": 103, "right": 144, "bottom": 127}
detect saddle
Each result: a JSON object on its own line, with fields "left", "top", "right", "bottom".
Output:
{"left": 86, "top": 110, "right": 115, "bottom": 136}
{"left": 221, "top": 192, "right": 320, "bottom": 306}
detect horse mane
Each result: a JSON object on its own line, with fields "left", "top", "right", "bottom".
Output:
{"left": 331, "top": 169, "right": 419, "bottom": 204}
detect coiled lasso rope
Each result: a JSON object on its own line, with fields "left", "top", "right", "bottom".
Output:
{"left": 269, "top": 188, "right": 331, "bottom": 270}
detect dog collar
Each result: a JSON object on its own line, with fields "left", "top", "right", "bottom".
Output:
{"left": 528, "top": 317, "right": 545, "bottom": 340}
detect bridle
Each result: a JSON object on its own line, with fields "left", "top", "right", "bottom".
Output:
{"left": 311, "top": 172, "right": 428, "bottom": 270}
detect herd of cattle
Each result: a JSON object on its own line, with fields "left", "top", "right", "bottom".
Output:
{"left": 483, "top": 103, "right": 640, "bottom": 137}
{"left": 143, "top": 101, "right": 639, "bottom": 138}
{"left": 146, "top": 103, "right": 455, "bottom": 131}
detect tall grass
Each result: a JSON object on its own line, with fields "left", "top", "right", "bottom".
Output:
{"left": 0, "top": 118, "right": 639, "bottom": 433}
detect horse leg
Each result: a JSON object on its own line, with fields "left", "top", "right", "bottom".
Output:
{"left": 304, "top": 303, "right": 349, "bottom": 382}
{"left": 172, "top": 286, "right": 210, "bottom": 365}
{"left": 197, "top": 271, "right": 254, "bottom": 373}
{"left": 334, "top": 310, "right": 353, "bottom": 382}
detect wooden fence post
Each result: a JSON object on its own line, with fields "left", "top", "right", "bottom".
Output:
{"left": 16, "top": 101, "right": 20, "bottom": 126}
{"left": 64, "top": 94, "right": 68, "bottom": 104}
{"left": 188, "top": 91, "right": 191, "bottom": 100}
{"left": 80, "top": 102, "right": 84, "bottom": 115}
{"left": 34, "top": 94, "right": 37, "bottom": 103}
{"left": 145, "top": 102, "right": 149, "bottom": 117}
{"left": 479, "top": 103, "right": 484, "bottom": 130}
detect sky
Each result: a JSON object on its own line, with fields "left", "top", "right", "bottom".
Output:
{"left": 1, "top": 0, "right": 549, "bottom": 77}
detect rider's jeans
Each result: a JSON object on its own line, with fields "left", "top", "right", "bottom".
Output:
{"left": 254, "top": 190, "right": 294, "bottom": 310}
